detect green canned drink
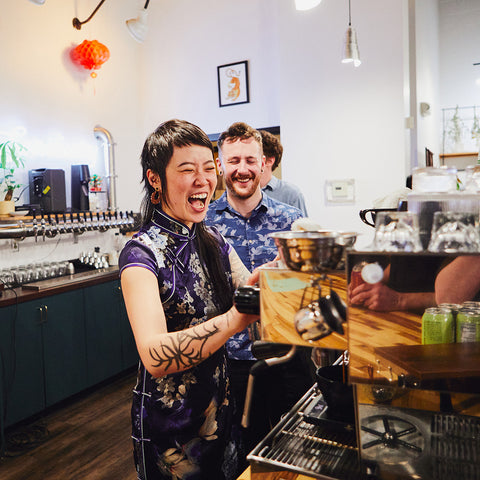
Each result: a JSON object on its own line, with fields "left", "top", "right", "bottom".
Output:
{"left": 422, "top": 307, "right": 455, "bottom": 345}
{"left": 456, "top": 308, "right": 480, "bottom": 343}
{"left": 461, "top": 301, "right": 480, "bottom": 309}
{"left": 438, "top": 303, "right": 462, "bottom": 315}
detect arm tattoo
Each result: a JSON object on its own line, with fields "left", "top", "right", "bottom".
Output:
{"left": 149, "top": 321, "right": 220, "bottom": 372}
{"left": 229, "top": 249, "right": 251, "bottom": 288}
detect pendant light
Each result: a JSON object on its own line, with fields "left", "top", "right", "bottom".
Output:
{"left": 126, "top": 0, "right": 150, "bottom": 43}
{"left": 295, "top": 0, "right": 322, "bottom": 11}
{"left": 28, "top": 0, "right": 46, "bottom": 4}
{"left": 342, "top": 0, "right": 361, "bottom": 67}
{"left": 73, "top": 0, "right": 107, "bottom": 30}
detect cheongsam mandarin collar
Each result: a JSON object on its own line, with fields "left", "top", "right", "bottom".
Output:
{"left": 151, "top": 207, "right": 196, "bottom": 239}
{"left": 212, "top": 191, "right": 268, "bottom": 217}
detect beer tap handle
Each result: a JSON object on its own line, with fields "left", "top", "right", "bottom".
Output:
{"left": 33, "top": 212, "right": 38, "bottom": 242}
{"left": 40, "top": 214, "right": 46, "bottom": 241}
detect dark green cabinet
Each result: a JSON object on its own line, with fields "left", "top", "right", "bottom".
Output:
{"left": 41, "top": 290, "right": 87, "bottom": 407}
{"left": 0, "top": 302, "right": 45, "bottom": 427}
{"left": 0, "top": 278, "right": 136, "bottom": 437}
{"left": 84, "top": 282, "right": 123, "bottom": 386}
{"left": 1, "top": 290, "right": 87, "bottom": 426}
{"left": 116, "top": 280, "right": 139, "bottom": 370}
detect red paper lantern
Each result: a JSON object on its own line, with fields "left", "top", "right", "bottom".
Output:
{"left": 71, "top": 40, "right": 110, "bottom": 78}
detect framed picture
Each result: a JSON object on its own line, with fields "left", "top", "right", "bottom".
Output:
{"left": 217, "top": 61, "right": 250, "bottom": 107}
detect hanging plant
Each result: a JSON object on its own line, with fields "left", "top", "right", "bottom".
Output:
{"left": 70, "top": 40, "right": 110, "bottom": 78}
{"left": 472, "top": 106, "right": 480, "bottom": 145}
{"left": 447, "top": 106, "right": 466, "bottom": 151}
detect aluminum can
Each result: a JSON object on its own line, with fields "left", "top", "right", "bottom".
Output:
{"left": 456, "top": 308, "right": 480, "bottom": 343}
{"left": 422, "top": 307, "right": 455, "bottom": 345}
{"left": 461, "top": 301, "right": 480, "bottom": 309}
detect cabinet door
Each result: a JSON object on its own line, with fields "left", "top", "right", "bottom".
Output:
{"left": 42, "top": 290, "right": 88, "bottom": 407}
{"left": 84, "top": 282, "right": 123, "bottom": 386}
{"left": 2, "top": 301, "right": 45, "bottom": 427}
{"left": 116, "top": 280, "right": 139, "bottom": 369}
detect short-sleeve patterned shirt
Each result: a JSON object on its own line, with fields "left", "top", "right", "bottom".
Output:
{"left": 205, "top": 192, "right": 304, "bottom": 360}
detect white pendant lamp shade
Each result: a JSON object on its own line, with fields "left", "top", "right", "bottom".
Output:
{"left": 295, "top": 0, "right": 322, "bottom": 11}
{"left": 342, "top": 26, "right": 361, "bottom": 67}
{"left": 126, "top": 9, "right": 149, "bottom": 43}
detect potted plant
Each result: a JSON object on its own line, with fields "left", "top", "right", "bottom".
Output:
{"left": 0, "top": 140, "right": 27, "bottom": 215}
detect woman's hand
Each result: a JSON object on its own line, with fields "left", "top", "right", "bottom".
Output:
{"left": 247, "top": 256, "right": 280, "bottom": 286}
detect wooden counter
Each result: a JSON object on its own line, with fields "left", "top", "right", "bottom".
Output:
{"left": 259, "top": 269, "right": 348, "bottom": 350}
{"left": 258, "top": 266, "right": 480, "bottom": 397}
{"left": 237, "top": 466, "right": 314, "bottom": 480}
{"left": 0, "top": 267, "right": 120, "bottom": 307}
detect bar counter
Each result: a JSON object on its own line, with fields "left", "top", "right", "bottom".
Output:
{"left": 0, "top": 267, "right": 120, "bottom": 307}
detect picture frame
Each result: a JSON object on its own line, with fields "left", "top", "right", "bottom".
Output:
{"left": 217, "top": 61, "right": 250, "bottom": 107}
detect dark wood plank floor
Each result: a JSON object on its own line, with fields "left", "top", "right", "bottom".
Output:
{"left": 0, "top": 371, "right": 137, "bottom": 480}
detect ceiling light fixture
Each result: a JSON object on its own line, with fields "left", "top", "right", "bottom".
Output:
{"left": 126, "top": 0, "right": 150, "bottom": 43}
{"left": 28, "top": 0, "right": 46, "bottom": 4}
{"left": 72, "top": 0, "right": 107, "bottom": 30}
{"left": 295, "top": 0, "right": 322, "bottom": 11}
{"left": 342, "top": 0, "right": 361, "bottom": 67}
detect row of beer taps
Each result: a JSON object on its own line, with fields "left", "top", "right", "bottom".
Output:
{"left": 0, "top": 210, "right": 137, "bottom": 241}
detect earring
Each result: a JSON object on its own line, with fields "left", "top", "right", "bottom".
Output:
{"left": 150, "top": 187, "right": 161, "bottom": 205}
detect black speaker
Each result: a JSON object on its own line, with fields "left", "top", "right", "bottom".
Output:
{"left": 71, "top": 164, "right": 91, "bottom": 211}
{"left": 28, "top": 168, "right": 66, "bottom": 213}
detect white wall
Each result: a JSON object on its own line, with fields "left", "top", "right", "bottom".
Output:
{"left": 1, "top": 0, "right": 411, "bottom": 267}
{"left": 415, "top": 0, "right": 440, "bottom": 165}
{"left": 278, "top": 0, "right": 407, "bottom": 235}
{"left": 142, "top": 0, "right": 409, "bottom": 243}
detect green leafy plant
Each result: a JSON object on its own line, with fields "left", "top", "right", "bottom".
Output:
{"left": 0, "top": 141, "right": 27, "bottom": 201}
{"left": 447, "top": 106, "right": 466, "bottom": 150}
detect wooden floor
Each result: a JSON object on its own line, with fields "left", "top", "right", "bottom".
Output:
{"left": 0, "top": 370, "right": 137, "bottom": 480}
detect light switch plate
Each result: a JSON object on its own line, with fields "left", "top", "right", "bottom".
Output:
{"left": 325, "top": 179, "right": 355, "bottom": 204}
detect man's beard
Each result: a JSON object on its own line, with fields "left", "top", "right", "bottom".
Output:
{"left": 225, "top": 174, "right": 260, "bottom": 199}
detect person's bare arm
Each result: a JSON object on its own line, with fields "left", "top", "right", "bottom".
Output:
{"left": 435, "top": 255, "right": 480, "bottom": 304}
{"left": 350, "top": 282, "right": 436, "bottom": 311}
{"left": 121, "top": 266, "right": 258, "bottom": 378}
{"left": 229, "top": 248, "right": 279, "bottom": 287}
{"left": 229, "top": 248, "right": 251, "bottom": 288}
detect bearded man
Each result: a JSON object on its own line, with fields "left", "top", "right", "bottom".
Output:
{"left": 205, "top": 122, "right": 313, "bottom": 462}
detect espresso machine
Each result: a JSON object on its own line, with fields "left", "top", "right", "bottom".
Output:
{"left": 235, "top": 232, "right": 480, "bottom": 480}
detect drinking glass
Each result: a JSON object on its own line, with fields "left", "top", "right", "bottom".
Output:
{"left": 373, "top": 212, "right": 422, "bottom": 252}
{"left": 428, "top": 212, "right": 480, "bottom": 252}
{"left": 464, "top": 165, "right": 480, "bottom": 192}
{"left": 0, "top": 269, "right": 13, "bottom": 288}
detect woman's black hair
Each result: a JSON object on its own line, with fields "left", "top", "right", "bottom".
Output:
{"left": 140, "top": 119, "right": 233, "bottom": 314}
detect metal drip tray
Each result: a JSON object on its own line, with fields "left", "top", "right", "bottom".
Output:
{"left": 248, "top": 386, "right": 368, "bottom": 479}
{"left": 22, "top": 268, "right": 116, "bottom": 291}
{"left": 359, "top": 404, "right": 480, "bottom": 480}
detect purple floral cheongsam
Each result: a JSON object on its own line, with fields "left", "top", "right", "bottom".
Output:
{"left": 119, "top": 208, "right": 240, "bottom": 480}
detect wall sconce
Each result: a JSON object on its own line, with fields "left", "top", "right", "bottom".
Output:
{"left": 126, "top": 0, "right": 150, "bottom": 43}
{"left": 73, "top": 0, "right": 107, "bottom": 30}
{"left": 295, "top": 0, "right": 322, "bottom": 11}
{"left": 341, "top": 0, "right": 361, "bottom": 67}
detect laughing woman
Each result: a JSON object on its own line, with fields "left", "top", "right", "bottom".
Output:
{"left": 119, "top": 120, "right": 259, "bottom": 480}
